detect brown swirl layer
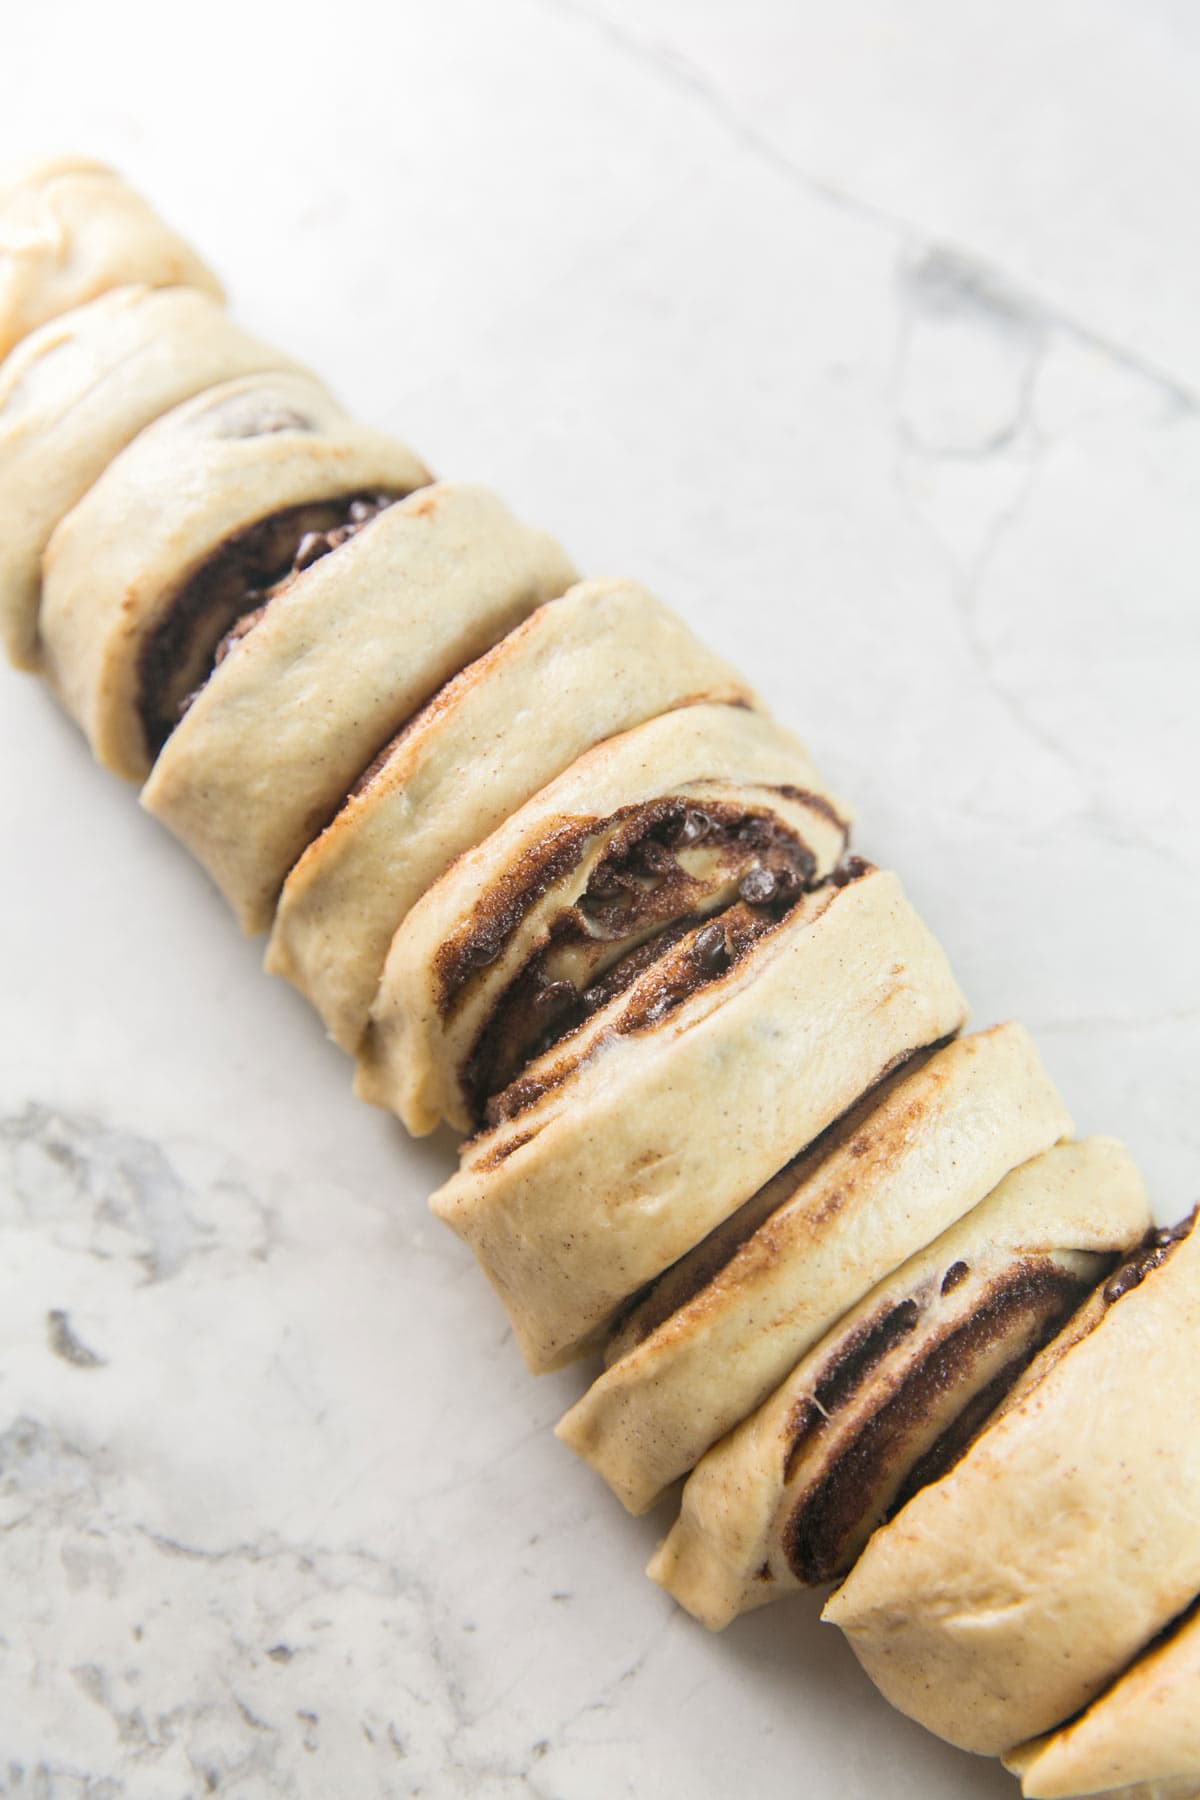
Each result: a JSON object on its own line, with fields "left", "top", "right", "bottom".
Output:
{"left": 137, "top": 490, "right": 403, "bottom": 757}
{"left": 783, "top": 1258, "right": 1100, "bottom": 1587}
{"left": 451, "top": 802, "right": 835, "bottom": 1124}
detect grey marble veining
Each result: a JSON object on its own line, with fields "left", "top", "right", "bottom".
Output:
{"left": 1, "top": 3, "right": 1198, "bottom": 1795}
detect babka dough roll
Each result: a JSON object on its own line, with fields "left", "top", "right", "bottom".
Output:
{"left": 649, "top": 1138, "right": 1149, "bottom": 1629}
{"left": 357, "top": 702, "right": 851, "bottom": 1136}
{"left": 0, "top": 284, "right": 298, "bottom": 669}
{"left": 431, "top": 866, "right": 968, "bottom": 1373}
{"left": 1006, "top": 1601, "right": 1200, "bottom": 1799}
{"left": 141, "top": 482, "right": 576, "bottom": 933}
{"left": 823, "top": 1209, "right": 1200, "bottom": 1757}
{"left": 559, "top": 1022, "right": 1074, "bottom": 1515}
{"left": 0, "top": 155, "right": 221, "bottom": 361}
{"left": 267, "top": 578, "right": 756, "bottom": 1055}
{"left": 39, "top": 369, "right": 430, "bottom": 781}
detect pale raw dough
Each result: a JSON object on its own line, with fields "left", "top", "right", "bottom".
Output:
{"left": 824, "top": 1215, "right": 1200, "bottom": 1757}
{"left": 430, "top": 867, "right": 967, "bottom": 1372}
{"left": 39, "top": 369, "right": 430, "bottom": 781}
{"left": 356, "top": 702, "right": 851, "bottom": 1135}
{"left": 0, "top": 284, "right": 297, "bottom": 669}
{"left": 267, "top": 578, "right": 756, "bottom": 1053}
{"left": 142, "top": 482, "right": 576, "bottom": 933}
{"left": 0, "top": 156, "right": 221, "bottom": 361}
{"left": 558, "top": 1022, "right": 1074, "bottom": 1514}
{"left": 649, "top": 1138, "right": 1149, "bottom": 1629}
{"left": 1005, "top": 1603, "right": 1200, "bottom": 1798}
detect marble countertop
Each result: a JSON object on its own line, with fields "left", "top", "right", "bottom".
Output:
{"left": 2, "top": 3, "right": 1198, "bottom": 1795}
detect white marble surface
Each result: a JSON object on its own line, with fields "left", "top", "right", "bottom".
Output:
{"left": 2, "top": 3, "right": 1199, "bottom": 1795}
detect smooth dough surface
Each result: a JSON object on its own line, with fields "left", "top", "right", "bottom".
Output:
{"left": 141, "top": 482, "right": 576, "bottom": 933}
{"left": 431, "top": 867, "right": 968, "bottom": 1372}
{"left": 267, "top": 577, "right": 756, "bottom": 1053}
{"left": 39, "top": 369, "right": 429, "bottom": 781}
{"left": 650, "top": 1137, "right": 1149, "bottom": 1629}
{"left": 0, "top": 156, "right": 220, "bottom": 360}
{"left": 558, "top": 1022, "right": 1074, "bottom": 1514}
{"left": 357, "top": 701, "right": 850, "bottom": 1135}
{"left": 824, "top": 1215, "right": 1200, "bottom": 1756}
{"left": 1006, "top": 1603, "right": 1200, "bottom": 1798}
{"left": 0, "top": 284, "right": 295, "bottom": 668}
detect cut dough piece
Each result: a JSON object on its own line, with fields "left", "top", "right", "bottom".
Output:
{"left": 649, "top": 1138, "right": 1149, "bottom": 1629}
{"left": 357, "top": 702, "right": 851, "bottom": 1135}
{"left": 267, "top": 577, "right": 756, "bottom": 1054}
{"left": 559, "top": 1022, "right": 1073, "bottom": 1514}
{"left": 142, "top": 482, "right": 576, "bottom": 932}
{"left": 0, "top": 284, "right": 297, "bottom": 668}
{"left": 824, "top": 1209, "right": 1200, "bottom": 1756}
{"left": 1006, "top": 1600, "right": 1200, "bottom": 1799}
{"left": 39, "top": 369, "right": 429, "bottom": 781}
{"left": 0, "top": 155, "right": 220, "bottom": 361}
{"left": 431, "top": 866, "right": 967, "bottom": 1372}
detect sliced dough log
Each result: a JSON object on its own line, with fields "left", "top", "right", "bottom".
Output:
{"left": 356, "top": 702, "right": 851, "bottom": 1136}
{"left": 142, "top": 482, "right": 577, "bottom": 932}
{"left": 558, "top": 1022, "right": 1073, "bottom": 1514}
{"left": 267, "top": 578, "right": 756, "bottom": 1054}
{"left": 0, "top": 155, "right": 220, "bottom": 361}
{"left": 0, "top": 284, "right": 298, "bottom": 669}
{"left": 39, "top": 368, "right": 430, "bottom": 781}
{"left": 823, "top": 1208, "right": 1200, "bottom": 1757}
{"left": 431, "top": 866, "right": 967, "bottom": 1372}
{"left": 648, "top": 1138, "right": 1149, "bottom": 1630}
{"left": 1006, "top": 1600, "right": 1200, "bottom": 1799}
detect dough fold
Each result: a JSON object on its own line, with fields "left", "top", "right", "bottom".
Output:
{"left": 142, "top": 482, "right": 576, "bottom": 932}
{"left": 649, "top": 1138, "right": 1149, "bottom": 1629}
{"left": 823, "top": 1209, "right": 1200, "bottom": 1756}
{"left": 559, "top": 1022, "right": 1073, "bottom": 1515}
{"left": 1006, "top": 1601, "right": 1200, "bottom": 1798}
{"left": 431, "top": 866, "right": 967, "bottom": 1372}
{"left": 267, "top": 577, "right": 755, "bottom": 1053}
{"left": 0, "top": 155, "right": 220, "bottom": 361}
{"left": 39, "top": 369, "right": 429, "bottom": 782}
{"left": 0, "top": 284, "right": 296, "bottom": 668}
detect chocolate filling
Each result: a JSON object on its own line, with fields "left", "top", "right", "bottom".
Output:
{"left": 477, "top": 861, "right": 875, "bottom": 1136}
{"left": 1102, "top": 1207, "right": 1196, "bottom": 1305}
{"left": 136, "top": 490, "right": 401, "bottom": 758}
{"left": 783, "top": 1261, "right": 1097, "bottom": 1586}
{"left": 458, "top": 800, "right": 821, "bottom": 1122}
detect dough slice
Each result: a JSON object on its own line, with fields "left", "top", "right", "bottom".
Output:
{"left": 267, "top": 577, "right": 756, "bottom": 1053}
{"left": 39, "top": 368, "right": 430, "bottom": 781}
{"left": 823, "top": 1208, "right": 1200, "bottom": 1756}
{"left": 0, "top": 284, "right": 297, "bottom": 669}
{"left": 558, "top": 1021, "right": 1073, "bottom": 1514}
{"left": 142, "top": 483, "right": 576, "bottom": 932}
{"left": 0, "top": 155, "right": 220, "bottom": 360}
{"left": 431, "top": 865, "right": 967, "bottom": 1372}
{"left": 1006, "top": 1601, "right": 1200, "bottom": 1798}
{"left": 649, "top": 1138, "right": 1149, "bottom": 1629}
{"left": 356, "top": 702, "right": 851, "bottom": 1135}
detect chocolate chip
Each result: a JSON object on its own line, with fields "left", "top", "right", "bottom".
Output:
{"left": 463, "top": 937, "right": 501, "bottom": 970}
{"left": 772, "top": 865, "right": 802, "bottom": 901}
{"left": 666, "top": 809, "right": 711, "bottom": 848}
{"left": 691, "top": 922, "right": 728, "bottom": 971}
{"left": 348, "top": 498, "right": 376, "bottom": 522}
{"left": 739, "top": 866, "right": 778, "bottom": 906}
{"left": 581, "top": 985, "right": 607, "bottom": 1013}
{"left": 532, "top": 981, "right": 576, "bottom": 1012}
{"left": 292, "top": 531, "right": 328, "bottom": 573}
{"left": 1104, "top": 1262, "right": 1146, "bottom": 1305}
{"left": 941, "top": 1261, "right": 970, "bottom": 1296}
